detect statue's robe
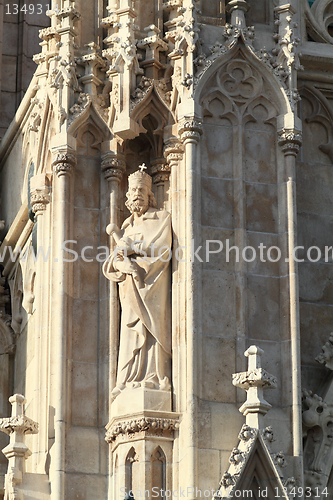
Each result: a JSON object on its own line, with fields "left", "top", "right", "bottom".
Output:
{"left": 103, "top": 207, "right": 172, "bottom": 392}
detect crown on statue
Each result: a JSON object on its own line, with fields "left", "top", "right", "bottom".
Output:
{"left": 128, "top": 164, "right": 152, "bottom": 189}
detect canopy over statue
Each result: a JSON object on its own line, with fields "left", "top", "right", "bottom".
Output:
{"left": 103, "top": 165, "right": 172, "bottom": 400}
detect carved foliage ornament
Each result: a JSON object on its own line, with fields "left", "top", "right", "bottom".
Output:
{"left": 52, "top": 152, "right": 77, "bottom": 177}
{"left": 105, "top": 417, "right": 180, "bottom": 443}
{"left": 302, "top": 388, "right": 333, "bottom": 493}
{"left": 278, "top": 129, "right": 302, "bottom": 155}
{"left": 178, "top": 119, "right": 203, "bottom": 143}
{"left": 101, "top": 154, "right": 126, "bottom": 182}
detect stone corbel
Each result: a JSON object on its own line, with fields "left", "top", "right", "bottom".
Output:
{"left": 30, "top": 174, "right": 51, "bottom": 218}
{"left": 0, "top": 395, "right": 38, "bottom": 500}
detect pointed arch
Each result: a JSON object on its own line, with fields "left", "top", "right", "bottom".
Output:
{"left": 151, "top": 446, "right": 166, "bottom": 500}
{"left": 299, "top": 84, "right": 333, "bottom": 163}
{"left": 131, "top": 86, "right": 175, "bottom": 135}
{"left": 67, "top": 101, "right": 112, "bottom": 141}
{"left": 195, "top": 44, "right": 292, "bottom": 117}
{"left": 125, "top": 447, "right": 138, "bottom": 495}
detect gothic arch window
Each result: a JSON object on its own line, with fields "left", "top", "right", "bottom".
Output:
{"left": 151, "top": 447, "right": 166, "bottom": 500}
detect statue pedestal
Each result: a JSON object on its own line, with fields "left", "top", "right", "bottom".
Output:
{"left": 111, "top": 388, "right": 171, "bottom": 418}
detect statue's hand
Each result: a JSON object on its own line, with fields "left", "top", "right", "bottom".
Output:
{"left": 106, "top": 223, "right": 120, "bottom": 237}
{"left": 117, "top": 237, "right": 135, "bottom": 256}
{"left": 114, "top": 258, "right": 138, "bottom": 275}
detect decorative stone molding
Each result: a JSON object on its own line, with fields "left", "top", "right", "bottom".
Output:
{"left": 273, "top": 4, "right": 303, "bottom": 79}
{"left": 68, "top": 93, "right": 91, "bottom": 123}
{"left": 215, "top": 419, "right": 292, "bottom": 500}
{"left": 0, "top": 394, "right": 38, "bottom": 500}
{"left": 178, "top": 119, "right": 203, "bottom": 144}
{"left": 229, "top": 448, "right": 244, "bottom": 465}
{"left": 316, "top": 332, "right": 333, "bottom": 370}
{"left": 262, "top": 426, "right": 275, "bottom": 443}
{"left": 101, "top": 153, "right": 126, "bottom": 182}
{"left": 0, "top": 414, "right": 39, "bottom": 436}
{"left": 151, "top": 159, "right": 171, "bottom": 185}
{"left": 232, "top": 368, "right": 277, "bottom": 391}
{"left": 52, "top": 152, "right": 77, "bottom": 177}
{"left": 164, "top": 141, "right": 184, "bottom": 169}
{"left": 238, "top": 424, "right": 255, "bottom": 442}
{"left": 30, "top": 189, "right": 50, "bottom": 217}
{"left": 105, "top": 415, "right": 180, "bottom": 443}
{"left": 30, "top": 175, "right": 51, "bottom": 217}
{"left": 302, "top": 388, "right": 333, "bottom": 494}
{"left": 277, "top": 129, "right": 302, "bottom": 156}
{"left": 130, "top": 77, "right": 170, "bottom": 114}
{"left": 232, "top": 346, "right": 277, "bottom": 423}
{"left": 305, "top": 0, "right": 333, "bottom": 45}
{"left": 165, "top": 0, "right": 200, "bottom": 57}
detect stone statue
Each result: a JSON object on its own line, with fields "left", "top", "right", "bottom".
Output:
{"left": 103, "top": 165, "right": 172, "bottom": 400}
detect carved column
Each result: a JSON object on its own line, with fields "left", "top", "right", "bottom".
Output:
{"left": 179, "top": 118, "right": 202, "bottom": 500}
{"left": 151, "top": 158, "right": 170, "bottom": 209}
{"left": 51, "top": 147, "right": 76, "bottom": 500}
{"left": 101, "top": 151, "right": 126, "bottom": 404}
{"left": 164, "top": 140, "right": 184, "bottom": 416}
{"left": 29, "top": 174, "right": 51, "bottom": 472}
{"left": 278, "top": 129, "right": 303, "bottom": 482}
{"left": 0, "top": 394, "right": 38, "bottom": 500}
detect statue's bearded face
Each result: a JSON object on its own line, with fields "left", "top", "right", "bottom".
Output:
{"left": 126, "top": 180, "right": 150, "bottom": 216}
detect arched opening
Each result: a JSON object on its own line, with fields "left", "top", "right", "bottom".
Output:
{"left": 151, "top": 447, "right": 166, "bottom": 500}
{"left": 125, "top": 447, "right": 139, "bottom": 497}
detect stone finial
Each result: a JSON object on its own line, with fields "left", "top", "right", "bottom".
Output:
{"left": 232, "top": 346, "right": 277, "bottom": 428}
{"left": 0, "top": 394, "right": 38, "bottom": 500}
{"left": 226, "top": 0, "right": 250, "bottom": 29}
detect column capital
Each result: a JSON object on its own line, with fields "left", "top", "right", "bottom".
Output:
{"left": 151, "top": 158, "right": 171, "bottom": 185}
{"left": 30, "top": 174, "right": 51, "bottom": 217}
{"left": 278, "top": 128, "right": 302, "bottom": 156}
{"left": 164, "top": 141, "right": 184, "bottom": 169}
{"left": 178, "top": 118, "right": 203, "bottom": 144}
{"left": 101, "top": 152, "right": 126, "bottom": 182}
{"left": 52, "top": 151, "right": 77, "bottom": 177}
